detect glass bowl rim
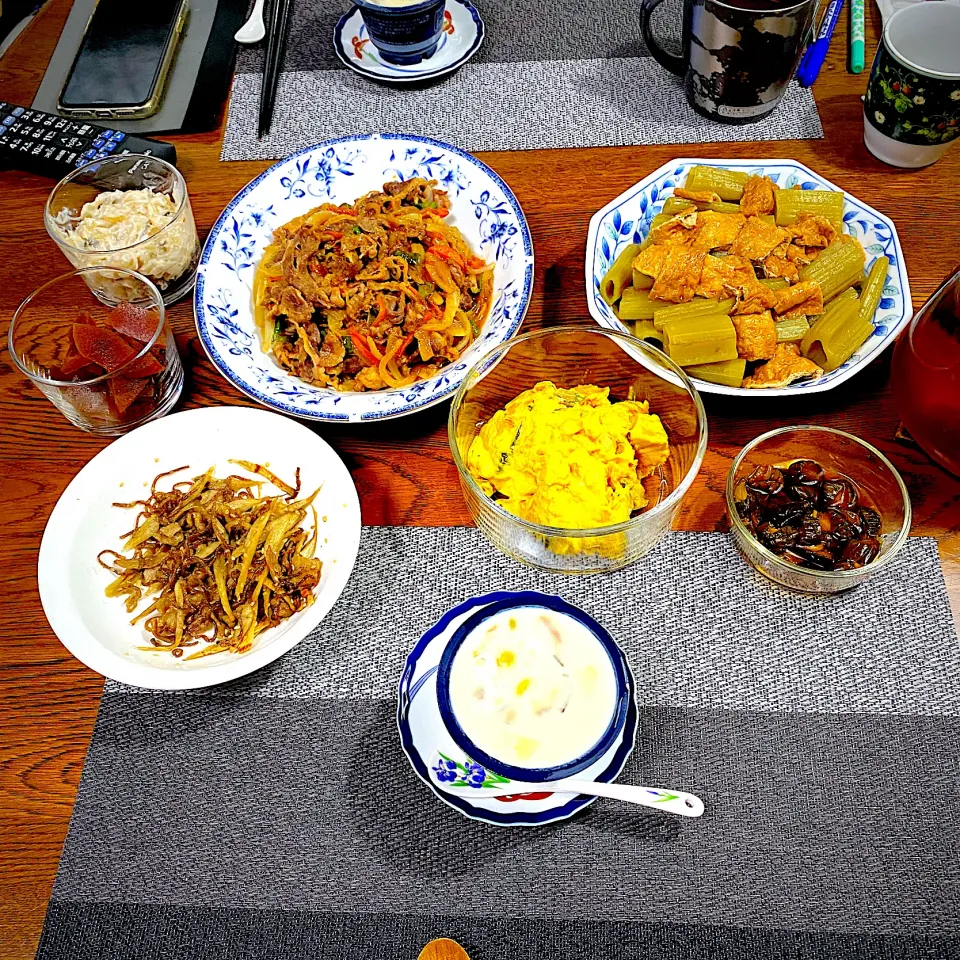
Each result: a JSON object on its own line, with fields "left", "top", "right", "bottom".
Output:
{"left": 7, "top": 266, "right": 166, "bottom": 388}
{"left": 725, "top": 424, "right": 913, "bottom": 581}
{"left": 447, "top": 324, "right": 709, "bottom": 539}
{"left": 44, "top": 153, "right": 189, "bottom": 256}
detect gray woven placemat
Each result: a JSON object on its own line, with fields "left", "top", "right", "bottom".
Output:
{"left": 220, "top": 0, "right": 823, "bottom": 160}
{"left": 38, "top": 528, "right": 960, "bottom": 959}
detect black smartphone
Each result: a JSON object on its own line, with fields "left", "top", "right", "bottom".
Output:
{"left": 58, "top": 0, "right": 189, "bottom": 120}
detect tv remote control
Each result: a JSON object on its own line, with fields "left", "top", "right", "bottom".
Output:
{"left": 0, "top": 102, "right": 177, "bottom": 179}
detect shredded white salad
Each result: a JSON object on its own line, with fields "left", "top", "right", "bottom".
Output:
{"left": 53, "top": 188, "right": 198, "bottom": 293}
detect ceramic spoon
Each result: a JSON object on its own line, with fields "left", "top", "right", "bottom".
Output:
{"left": 234, "top": 0, "right": 266, "bottom": 43}
{"left": 417, "top": 939, "right": 470, "bottom": 960}
{"left": 428, "top": 751, "right": 704, "bottom": 818}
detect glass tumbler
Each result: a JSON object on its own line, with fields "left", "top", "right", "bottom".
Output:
{"left": 891, "top": 265, "right": 960, "bottom": 477}
{"left": 448, "top": 325, "right": 708, "bottom": 575}
{"left": 8, "top": 267, "right": 184, "bottom": 435}
{"left": 44, "top": 154, "right": 200, "bottom": 306}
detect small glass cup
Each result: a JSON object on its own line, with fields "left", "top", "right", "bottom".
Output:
{"left": 8, "top": 267, "right": 184, "bottom": 436}
{"left": 726, "top": 426, "right": 912, "bottom": 595}
{"left": 44, "top": 154, "right": 200, "bottom": 306}
{"left": 448, "top": 325, "right": 708, "bottom": 575}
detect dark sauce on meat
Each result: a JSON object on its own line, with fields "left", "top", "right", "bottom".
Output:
{"left": 736, "top": 459, "right": 882, "bottom": 572}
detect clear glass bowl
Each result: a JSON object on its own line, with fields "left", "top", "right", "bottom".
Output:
{"left": 726, "top": 425, "right": 912, "bottom": 594}
{"left": 448, "top": 325, "right": 708, "bottom": 575}
{"left": 8, "top": 267, "right": 183, "bottom": 435}
{"left": 44, "top": 154, "right": 200, "bottom": 306}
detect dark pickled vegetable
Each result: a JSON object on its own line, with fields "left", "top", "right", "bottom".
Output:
{"left": 737, "top": 457, "right": 882, "bottom": 572}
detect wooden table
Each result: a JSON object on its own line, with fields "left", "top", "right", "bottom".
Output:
{"left": 1, "top": 2, "right": 958, "bottom": 956}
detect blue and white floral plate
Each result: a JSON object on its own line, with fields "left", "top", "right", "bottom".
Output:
{"left": 585, "top": 159, "right": 913, "bottom": 398}
{"left": 194, "top": 135, "right": 533, "bottom": 422}
{"left": 334, "top": 0, "right": 484, "bottom": 83}
{"left": 397, "top": 591, "right": 639, "bottom": 827}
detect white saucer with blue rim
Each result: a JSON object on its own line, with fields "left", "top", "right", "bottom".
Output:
{"left": 334, "top": 0, "right": 485, "bottom": 83}
{"left": 397, "top": 591, "right": 639, "bottom": 827}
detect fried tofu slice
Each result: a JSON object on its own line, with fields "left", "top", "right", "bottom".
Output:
{"left": 731, "top": 275, "right": 778, "bottom": 315}
{"left": 729, "top": 217, "right": 792, "bottom": 261}
{"left": 632, "top": 245, "right": 670, "bottom": 279}
{"left": 739, "top": 175, "right": 778, "bottom": 218}
{"left": 690, "top": 211, "right": 746, "bottom": 253}
{"left": 649, "top": 211, "right": 699, "bottom": 247}
{"left": 773, "top": 280, "right": 823, "bottom": 320}
{"left": 674, "top": 187, "right": 722, "bottom": 204}
{"left": 697, "top": 254, "right": 750, "bottom": 299}
{"left": 742, "top": 343, "right": 823, "bottom": 388}
{"left": 791, "top": 213, "right": 836, "bottom": 249}
{"left": 732, "top": 311, "right": 777, "bottom": 361}
{"left": 649, "top": 248, "right": 707, "bottom": 303}
{"left": 761, "top": 254, "right": 800, "bottom": 283}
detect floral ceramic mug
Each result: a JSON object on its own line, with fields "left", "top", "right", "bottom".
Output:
{"left": 863, "top": 1, "right": 960, "bottom": 168}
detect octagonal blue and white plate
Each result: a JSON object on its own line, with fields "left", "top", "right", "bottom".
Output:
{"left": 585, "top": 158, "right": 913, "bottom": 398}
{"left": 195, "top": 134, "right": 533, "bottom": 422}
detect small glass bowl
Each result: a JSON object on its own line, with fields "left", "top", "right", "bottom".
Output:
{"left": 44, "top": 154, "right": 200, "bottom": 306}
{"left": 8, "top": 267, "right": 184, "bottom": 435}
{"left": 726, "top": 426, "right": 912, "bottom": 594}
{"left": 448, "top": 325, "right": 708, "bottom": 575}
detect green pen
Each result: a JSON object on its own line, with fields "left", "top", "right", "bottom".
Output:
{"left": 850, "top": 0, "right": 865, "bottom": 73}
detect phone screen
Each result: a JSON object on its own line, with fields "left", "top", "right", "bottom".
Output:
{"left": 60, "top": 0, "right": 184, "bottom": 109}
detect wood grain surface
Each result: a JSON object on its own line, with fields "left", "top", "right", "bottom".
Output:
{"left": 1, "top": 1, "right": 959, "bottom": 956}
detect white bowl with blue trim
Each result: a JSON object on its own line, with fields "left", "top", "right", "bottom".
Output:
{"left": 585, "top": 159, "right": 913, "bottom": 398}
{"left": 398, "top": 591, "right": 639, "bottom": 827}
{"left": 194, "top": 134, "right": 533, "bottom": 422}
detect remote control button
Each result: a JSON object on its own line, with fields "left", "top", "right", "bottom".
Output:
{"left": 92, "top": 138, "right": 105, "bottom": 148}
{"left": 81, "top": 149, "right": 97, "bottom": 159}
{"left": 102, "top": 140, "right": 118, "bottom": 153}
{"left": 111, "top": 131, "right": 125, "bottom": 141}
{"left": 75, "top": 157, "right": 87, "bottom": 166}
{"left": 101, "top": 129, "right": 114, "bottom": 138}
{"left": 12, "top": 106, "right": 24, "bottom": 117}
{"left": 2, "top": 116, "right": 14, "bottom": 126}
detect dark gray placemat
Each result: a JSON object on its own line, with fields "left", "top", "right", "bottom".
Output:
{"left": 38, "top": 528, "right": 960, "bottom": 959}
{"left": 220, "top": 0, "right": 823, "bottom": 160}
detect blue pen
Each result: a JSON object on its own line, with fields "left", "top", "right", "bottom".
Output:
{"left": 796, "top": 0, "right": 846, "bottom": 87}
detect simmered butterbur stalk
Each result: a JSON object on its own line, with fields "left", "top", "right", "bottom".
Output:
{"left": 617, "top": 287, "right": 665, "bottom": 321}
{"left": 857, "top": 256, "right": 890, "bottom": 325}
{"left": 798, "top": 238, "right": 866, "bottom": 302}
{"left": 774, "top": 316, "right": 811, "bottom": 343}
{"left": 654, "top": 297, "right": 735, "bottom": 330}
{"left": 97, "top": 464, "right": 322, "bottom": 659}
{"left": 683, "top": 357, "right": 747, "bottom": 388}
{"left": 683, "top": 165, "right": 748, "bottom": 202}
{"left": 801, "top": 298, "right": 875, "bottom": 371}
{"left": 663, "top": 314, "right": 738, "bottom": 366}
{"left": 773, "top": 189, "right": 845, "bottom": 228}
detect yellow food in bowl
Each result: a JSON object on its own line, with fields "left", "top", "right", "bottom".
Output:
{"left": 465, "top": 381, "right": 670, "bottom": 529}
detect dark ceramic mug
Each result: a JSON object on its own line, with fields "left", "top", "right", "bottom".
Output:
{"left": 640, "top": 0, "right": 818, "bottom": 123}
{"left": 356, "top": 0, "right": 446, "bottom": 65}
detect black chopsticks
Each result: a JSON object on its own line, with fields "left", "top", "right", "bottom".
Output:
{"left": 258, "top": 0, "right": 293, "bottom": 139}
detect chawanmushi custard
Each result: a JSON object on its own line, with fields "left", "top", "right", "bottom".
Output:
{"left": 735, "top": 459, "right": 882, "bottom": 572}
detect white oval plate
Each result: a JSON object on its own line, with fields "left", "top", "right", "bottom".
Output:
{"left": 585, "top": 158, "right": 913, "bottom": 397}
{"left": 195, "top": 134, "right": 533, "bottom": 423}
{"left": 334, "top": 0, "right": 485, "bottom": 83}
{"left": 38, "top": 406, "right": 361, "bottom": 690}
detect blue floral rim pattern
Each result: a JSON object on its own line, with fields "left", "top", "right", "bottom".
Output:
{"left": 585, "top": 159, "right": 913, "bottom": 398}
{"left": 435, "top": 596, "right": 632, "bottom": 783}
{"left": 397, "top": 590, "right": 639, "bottom": 827}
{"left": 194, "top": 134, "right": 533, "bottom": 422}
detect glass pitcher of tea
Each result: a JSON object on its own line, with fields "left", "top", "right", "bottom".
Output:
{"left": 891, "top": 265, "right": 960, "bottom": 477}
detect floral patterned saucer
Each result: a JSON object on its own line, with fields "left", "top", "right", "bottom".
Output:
{"left": 334, "top": 0, "right": 484, "bottom": 84}
{"left": 397, "top": 591, "right": 639, "bottom": 827}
